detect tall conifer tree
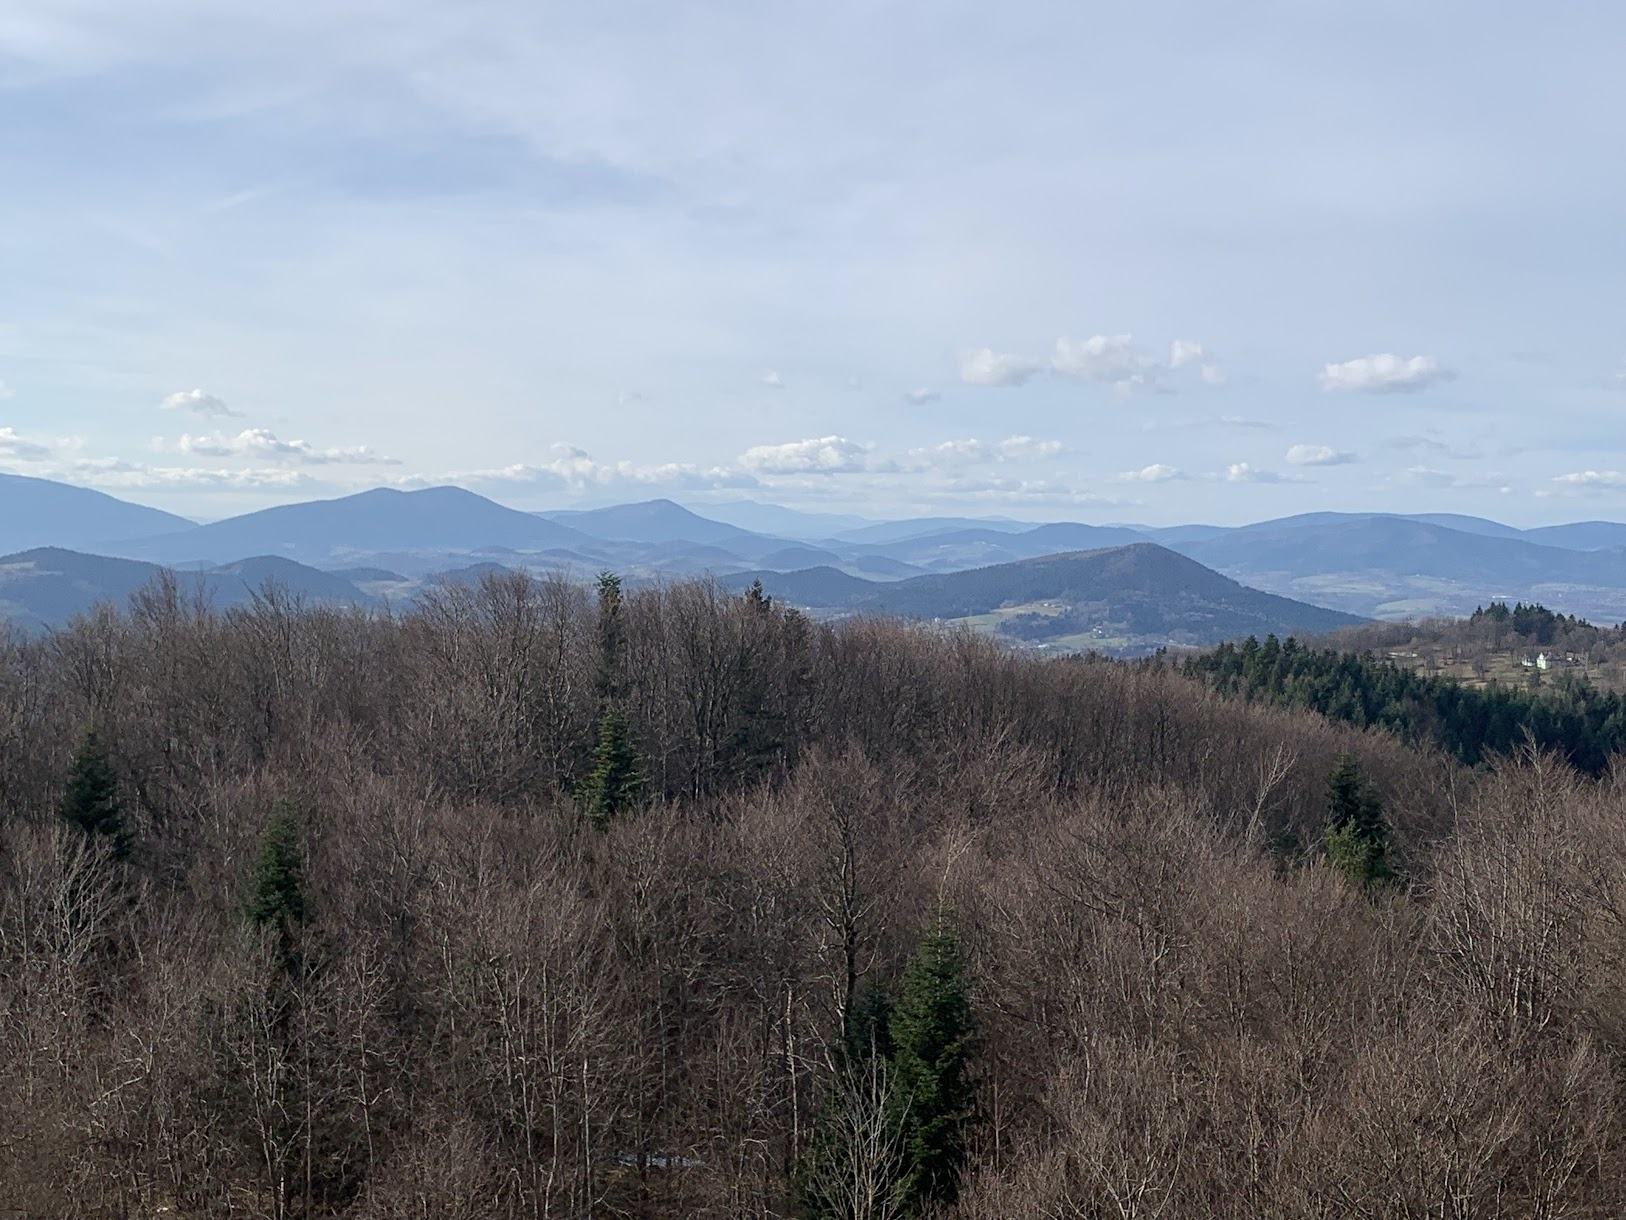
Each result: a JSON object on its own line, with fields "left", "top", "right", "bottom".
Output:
{"left": 1324, "top": 754, "right": 1393, "bottom": 888}
{"left": 57, "top": 726, "right": 130, "bottom": 860}
{"left": 579, "top": 571, "right": 644, "bottom": 825}
{"left": 887, "top": 911, "right": 975, "bottom": 1213}
{"left": 246, "top": 798, "right": 308, "bottom": 936}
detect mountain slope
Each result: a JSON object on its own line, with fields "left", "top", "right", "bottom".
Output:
{"left": 729, "top": 543, "right": 1362, "bottom": 647}
{"left": 687, "top": 500, "right": 873, "bottom": 538}
{"left": 1522, "top": 522, "right": 1626, "bottom": 551}
{"left": 111, "top": 486, "right": 591, "bottom": 564}
{"left": 1177, "top": 517, "right": 1626, "bottom": 587}
{"left": 540, "top": 498, "right": 800, "bottom": 559}
{"left": 0, "top": 473, "right": 194, "bottom": 553}
{"left": 0, "top": 548, "right": 373, "bottom": 630}
{"left": 834, "top": 516, "right": 1030, "bottom": 544}
{"left": 543, "top": 499, "right": 758, "bottom": 545}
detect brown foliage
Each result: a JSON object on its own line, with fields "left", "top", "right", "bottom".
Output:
{"left": 0, "top": 573, "right": 1621, "bottom": 1216}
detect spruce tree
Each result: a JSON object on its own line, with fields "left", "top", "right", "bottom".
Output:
{"left": 887, "top": 912, "right": 976, "bottom": 1213}
{"left": 579, "top": 572, "right": 643, "bottom": 826}
{"left": 1324, "top": 754, "right": 1392, "bottom": 888}
{"left": 246, "top": 798, "right": 308, "bottom": 934}
{"left": 57, "top": 726, "right": 130, "bottom": 860}
{"left": 576, "top": 706, "right": 644, "bottom": 827}
{"left": 594, "top": 571, "right": 627, "bottom": 701}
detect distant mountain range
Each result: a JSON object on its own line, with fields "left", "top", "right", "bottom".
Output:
{"left": 6, "top": 474, "right": 1626, "bottom": 627}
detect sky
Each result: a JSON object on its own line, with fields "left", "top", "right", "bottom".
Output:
{"left": 0, "top": 0, "right": 1622, "bottom": 526}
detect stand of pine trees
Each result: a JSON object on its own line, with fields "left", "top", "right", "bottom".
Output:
{"left": 1185, "top": 633, "right": 1626, "bottom": 774}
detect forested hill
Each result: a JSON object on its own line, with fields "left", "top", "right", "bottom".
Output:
{"left": 1185, "top": 635, "right": 1626, "bottom": 775}
{"left": 733, "top": 542, "right": 1364, "bottom": 645}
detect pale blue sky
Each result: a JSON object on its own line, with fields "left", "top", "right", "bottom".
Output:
{"left": 0, "top": 0, "right": 1621, "bottom": 524}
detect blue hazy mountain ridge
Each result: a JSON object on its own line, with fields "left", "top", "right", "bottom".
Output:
{"left": 0, "top": 548, "right": 375, "bottom": 632}
{"left": 681, "top": 499, "right": 874, "bottom": 539}
{"left": 104, "top": 486, "right": 594, "bottom": 564}
{"left": 0, "top": 471, "right": 194, "bottom": 553}
{"left": 538, "top": 499, "right": 810, "bottom": 562}
{"left": 542, "top": 499, "right": 777, "bottom": 547}
{"left": 1174, "top": 517, "right": 1626, "bottom": 586}
{"left": 10, "top": 475, "right": 1626, "bottom": 622}
{"left": 832, "top": 516, "right": 1032, "bottom": 545}
{"left": 727, "top": 544, "right": 1364, "bottom": 643}
{"left": 1523, "top": 523, "right": 1626, "bottom": 551}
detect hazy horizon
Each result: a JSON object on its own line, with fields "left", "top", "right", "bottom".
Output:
{"left": 2, "top": 2, "right": 1622, "bottom": 525}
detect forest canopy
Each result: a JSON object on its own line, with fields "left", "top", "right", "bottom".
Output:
{"left": 2, "top": 572, "right": 1626, "bottom": 1216}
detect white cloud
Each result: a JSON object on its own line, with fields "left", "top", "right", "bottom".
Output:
{"left": 1318, "top": 354, "right": 1454, "bottom": 394}
{"left": 958, "top": 347, "right": 1043, "bottom": 388}
{"left": 761, "top": 370, "right": 785, "bottom": 389}
{"left": 1554, "top": 470, "right": 1626, "bottom": 488}
{"left": 0, "top": 426, "right": 55, "bottom": 461}
{"left": 994, "top": 435, "right": 1064, "bottom": 460}
{"left": 904, "top": 387, "right": 940, "bottom": 405}
{"left": 1224, "top": 462, "right": 1296, "bottom": 484}
{"left": 737, "top": 435, "right": 870, "bottom": 475}
{"left": 69, "top": 460, "right": 314, "bottom": 490}
{"left": 1285, "top": 443, "right": 1357, "bottom": 466}
{"left": 1394, "top": 466, "right": 1513, "bottom": 493}
{"left": 1052, "top": 334, "right": 1158, "bottom": 392}
{"left": 160, "top": 428, "right": 399, "bottom": 466}
{"left": 1118, "top": 463, "right": 1183, "bottom": 482}
{"left": 159, "top": 388, "right": 242, "bottom": 418}
{"left": 1170, "top": 340, "right": 1229, "bottom": 386}
{"left": 0, "top": 379, "right": 13, "bottom": 400}
{"left": 421, "top": 442, "right": 757, "bottom": 493}
{"left": 912, "top": 435, "right": 1064, "bottom": 467}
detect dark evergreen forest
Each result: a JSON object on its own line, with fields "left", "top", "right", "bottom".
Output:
{"left": 1185, "top": 630, "right": 1626, "bottom": 774}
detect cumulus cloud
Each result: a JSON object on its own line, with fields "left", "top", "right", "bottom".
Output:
{"left": 737, "top": 435, "right": 871, "bottom": 475}
{"left": 1201, "top": 364, "right": 1228, "bottom": 386}
{"left": 0, "top": 427, "right": 56, "bottom": 461}
{"left": 1118, "top": 463, "right": 1183, "bottom": 483}
{"left": 904, "top": 387, "right": 940, "bottom": 405}
{"left": 911, "top": 435, "right": 1064, "bottom": 466}
{"left": 1052, "top": 334, "right": 1158, "bottom": 392}
{"left": 1285, "top": 443, "right": 1357, "bottom": 466}
{"left": 958, "top": 348, "right": 1043, "bottom": 388}
{"left": 161, "top": 428, "right": 399, "bottom": 466}
{"left": 160, "top": 388, "right": 242, "bottom": 418}
{"left": 761, "top": 370, "right": 785, "bottom": 389}
{"left": 1224, "top": 462, "right": 1297, "bottom": 484}
{"left": 1554, "top": 470, "right": 1626, "bottom": 488}
{"left": 426, "top": 442, "right": 757, "bottom": 493}
{"left": 1318, "top": 354, "right": 1454, "bottom": 394}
